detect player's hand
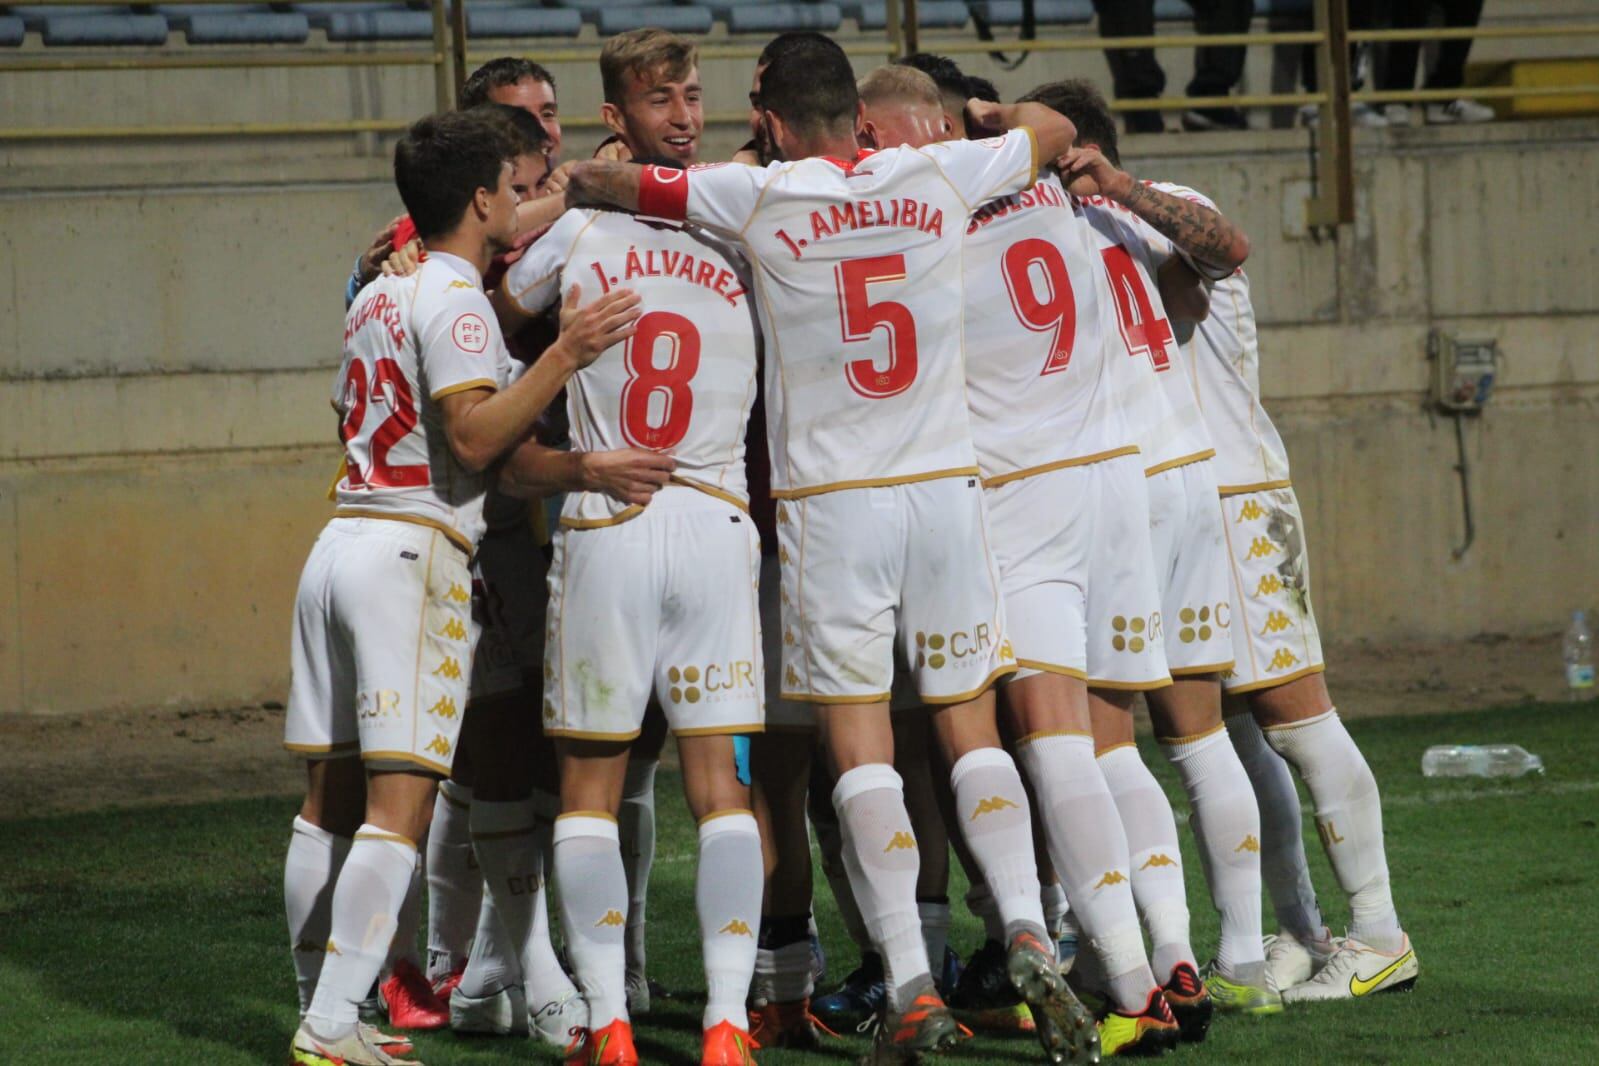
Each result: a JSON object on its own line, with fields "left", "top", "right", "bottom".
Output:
{"left": 578, "top": 448, "right": 676, "bottom": 507}
{"left": 381, "top": 237, "right": 425, "bottom": 277}
{"left": 556, "top": 283, "right": 642, "bottom": 368}
{"left": 358, "top": 215, "right": 405, "bottom": 285}
{"left": 1060, "top": 145, "right": 1134, "bottom": 201}
{"left": 541, "top": 160, "right": 579, "bottom": 200}
{"left": 964, "top": 98, "right": 1006, "bottom": 135}
{"left": 593, "top": 137, "right": 634, "bottom": 163}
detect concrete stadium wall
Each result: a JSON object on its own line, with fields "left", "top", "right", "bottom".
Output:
{"left": 2, "top": 112, "right": 1597, "bottom": 713}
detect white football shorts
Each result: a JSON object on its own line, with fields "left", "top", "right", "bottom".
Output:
{"left": 777, "top": 475, "right": 1016, "bottom": 705}
{"left": 1218, "top": 484, "right": 1326, "bottom": 693}
{"left": 543, "top": 486, "right": 763, "bottom": 740}
{"left": 987, "top": 453, "right": 1169, "bottom": 689}
{"left": 284, "top": 516, "right": 474, "bottom": 774}
{"left": 469, "top": 520, "right": 548, "bottom": 702}
{"left": 1146, "top": 458, "right": 1235, "bottom": 676}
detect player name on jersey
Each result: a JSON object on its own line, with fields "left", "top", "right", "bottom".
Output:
{"left": 774, "top": 196, "right": 946, "bottom": 259}
{"left": 966, "top": 178, "right": 1068, "bottom": 233}
{"left": 586, "top": 243, "right": 748, "bottom": 306}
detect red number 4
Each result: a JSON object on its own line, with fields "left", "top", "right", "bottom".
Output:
{"left": 1101, "top": 243, "right": 1174, "bottom": 372}
{"left": 836, "top": 254, "right": 919, "bottom": 399}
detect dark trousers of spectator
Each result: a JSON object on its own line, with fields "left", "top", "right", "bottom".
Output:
{"left": 1188, "top": 0, "right": 1255, "bottom": 98}
{"left": 1381, "top": 0, "right": 1486, "bottom": 91}
{"left": 1093, "top": 1, "right": 1255, "bottom": 130}
{"left": 1302, "top": 0, "right": 1376, "bottom": 92}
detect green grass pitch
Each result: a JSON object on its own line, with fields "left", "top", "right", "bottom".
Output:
{"left": 2, "top": 700, "right": 1597, "bottom": 1064}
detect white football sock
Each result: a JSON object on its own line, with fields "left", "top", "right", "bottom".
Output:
{"left": 949, "top": 747, "right": 1048, "bottom": 941}
{"left": 553, "top": 813, "right": 630, "bottom": 1028}
{"left": 425, "top": 780, "right": 480, "bottom": 980}
{"left": 1015, "top": 733, "right": 1156, "bottom": 1013}
{"left": 1097, "top": 744, "right": 1194, "bottom": 982}
{"left": 284, "top": 816, "right": 351, "bottom": 1014}
{"left": 832, "top": 764, "right": 931, "bottom": 1009}
{"left": 526, "top": 796, "right": 580, "bottom": 1007}
{"left": 965, "top": 880, "right": 1007, "bottom": 945}
{"left": 458, "top": 889, "right": 520, "bottom": 998}
{"left": 1265, "top": 709, "right": 1403, "bottom": 952}
{"left": 469, "top": 798, "right": 541, "bottom": 993}
{"left": 304, "top": 826, "right": 417, "bottom": 1040}
{"left": 754, "top": 915, "right": 815, "bottom": 1006}
{"left": 696, "top": 811, "right": 763, "bottom": 1029}
{"left": 620, "top": 758, "right": 658, "bottom": 981}
{"left": 918, "top": 899, "right": 951, "bottom": 977}
{"left": 812, "top": 799, "right": 873, "bottom": 953}
{"left": 1227, "top": 714, "right": 1326, "bottom": 941}
{"left": 1161, "top": 727, "right": 1266, "bottom": 972}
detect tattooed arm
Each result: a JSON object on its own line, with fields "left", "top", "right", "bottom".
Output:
{"left": 564, "top": 160, "right": 646, "bottom": 213}
{"left": 1061, "top": 145, "right": 1250, "bottom": 275}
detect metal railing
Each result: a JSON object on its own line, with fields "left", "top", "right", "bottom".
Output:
{"left": 3, "top": 1, "right": 1598, "bottom": 226}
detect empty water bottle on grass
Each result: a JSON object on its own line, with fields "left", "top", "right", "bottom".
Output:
{"left": 1565, "top": 609, "right": 1595, "bottom": 700}
{"left": 1421, "top": 745, "right": 1545, "bottom": 778}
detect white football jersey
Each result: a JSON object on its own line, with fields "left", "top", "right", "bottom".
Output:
{"left": 962, "top": 171, "right": 1136, "bottom": 483}
{"left": 1146, "top": 181, "right": 1290, "bottom": 491}
{"left": 1079, "top": 196, "right": 1215, "bottom": 474}
{"left": 503, "top": 208, "right": 759, "bottom": 527}
{"left": 635, "top": 129, "right": 1039, "bottom": 497}
{"left": 334, "top": 252, "right": 509, "bottom": 552}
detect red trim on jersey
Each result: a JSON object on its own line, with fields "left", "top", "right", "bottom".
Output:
{"left": 820, "top": 148, "right": 877, "bottom": 174}
{"left": 638, "top": 165, "right": 690, "bottom": 220}
{"left": 392, "top": 215, "right": 418, "bottom": 249}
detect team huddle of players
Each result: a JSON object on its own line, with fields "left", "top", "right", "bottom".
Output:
{"left": 281, "top": 28, "right": 1419, "bottom": 1066}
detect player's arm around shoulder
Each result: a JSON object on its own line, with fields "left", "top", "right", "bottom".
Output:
{"left": 1157, "top": 254, "right": 1211, "bottom": 324}
{"left": 489, "top": 208, "right": 591, "bottom": 335}
{"left": 436, "top": 281, "right": 641, "bottom": 474}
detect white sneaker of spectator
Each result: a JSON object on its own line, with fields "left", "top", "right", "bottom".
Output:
{"left": 1426, "top": 98, "right": 1494, "bottom": 124}
{"left": 1297, "top": 102, "right": 1388, "bottom": 129}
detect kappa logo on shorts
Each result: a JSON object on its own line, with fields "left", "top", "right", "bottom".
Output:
{"left": 1235, "top": 835, "right": 1261, "bottom": 853}
{"left": 667, "top": 662, "right": 756, "bottom": 705}
{"left": 785, "top": 665, "right": 801, "bottom": 688}
{"left": 1236, "top": 499, "right": 1267, "bottom": 523}
{"left": 884, "top": 831, "right": 917, "bottom": 852}
{"left": 1093, "top": 870, "right": 1128, "bottom": 889}
{"left": 427, "top": 696, "right": 459, "bottom": 720}
{"left": 542, "top": 698, "right": 557, "bottom": 722}
{"left": 438, "top": 617, "right": 468, "bottom": 641}
{"left": 999, "top": 638, "right": 1014, "bottom": 662}
{"left": 432, "top": 657, "right": 463, "bottom": 680}
{"left": 778, "top": 547, "right": 790, "bottom": 564}
{"left": 1255, "top": 574, "right": 1284, "bottom": 597}
{"left": 1268, "top": 648, "right": 1301, "bottom": 672}
{"left": 424, "top": 734, "right": 453, "bottom": 757}
{"left": 1109, "top": 614, "right": 1160, "bottom": 653}
{"left": 776, "top": 506, "right": 789, "bottom": 525}
{"left": 718, "top": 919, "right": 755, "bottom": 938}
{"left": 1245, "top": 536, "right": 1279, "bottom": 560}
{"left": 969, "top": 796, "right": 1019, "bottom": 821}
{"left": 1140, "top": 854, "right": 1178, "bottom": 870}
{"left": 1259, "top": 610, "right": 1294, "bottom": 636}
{"left": 595, "top": 909, "right": 626, "bottom": 928}
{"left": 1177, "top": 605, "right": 1224, "bottom": 644}
{"left": 445, "top": 582, "right": 472, "bottom": 604}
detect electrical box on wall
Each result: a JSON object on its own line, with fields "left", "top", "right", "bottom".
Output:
{"left": 1430, "top": 331, "right": 1499, "bottom": 413}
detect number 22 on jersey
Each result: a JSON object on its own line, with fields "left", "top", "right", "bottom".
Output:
{"left": 1101, "top": 243, "right": 1174, "bottom": 372}
{"left": 340, "top": 358, "right": 427, "bottom": 489}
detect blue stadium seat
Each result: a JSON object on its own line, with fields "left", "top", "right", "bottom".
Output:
{"left": 967, "top": 0, "right": 1092, "bottom": 27}
{"left": 11, "top": 5, "right": 125, "bottom": 31}
{"left": 727, "top": 3, "right": 841, "bottom": 34}
{"left": 1260, "top": 0, "right": 1311, "bottom": 15}
{"left": 156, "top": 5, "right": 310, "bottom": 44}
{"left": 296, "top": 3, "right": 433, "bottom": 40}
{"left": 466, "top": 2, "right": 582, "bottom": 38}
{"left": 594, "top": 5, "right": 711, "bottom": 35}
{"left": 548, "top": 0, "right": 653, "bottom": 11}
{"left": 843, "top": 0, "right": 967, "bottom": 31}
{"left": 39, "top": 13, "right": 170, "bottom": 44}
{"left": 1153, "top": 0, "right": 1191, "bottom": 20}
{"left": 0, "top": 14, "right": 23, "bottom": 44}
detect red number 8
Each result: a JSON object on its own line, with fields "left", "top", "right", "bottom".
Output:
{"left": 620, "top": 310, "right": 701, "bottom": 451}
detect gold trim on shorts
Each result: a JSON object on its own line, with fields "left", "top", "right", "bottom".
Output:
{"left": 1217, "top": 478, "right": 1293, "bottom": 497}
{"left": 669, "top": 475, "right": 752, "bottom": 514}
{"left": 283, "top": 740, "right": 360, "bottom": 756}
{"left": 1014, "top": 658, "right": 1090, "bottom": 681}
{"left": 1229, "top": 662, "right": 1327, "bottom": 695}
{"left": 674, "top": 723, "right": 766, "bottom": 737}
{"left": 1170, "top": 660, "right": 1235, "bottom": 678}
{"left": 332, "top": 508, "right": 474, "bottom": 558}
{"left": 981, "top": 446, "right": 1142, "bottom": 488}
{"left": 1144, "top": 449, "right": 1217, "bottom": 478}
{"left": 770, "top": 466, "right": 981, "bottom": 500}
{"left": 1155, "top": 722, "right": 1228, "bottom": 746}
{"left": 921, "top": 663, "right": 1019, "bottom": 705}
{"left": 781, "top": 691, "right": 893, "bottom": 706}
{"left": 1088, "top": 676, "right": 1175, "bottom": 692}
{"left": 544, "top": 726, "right": 644, "bottom": 742}
{"left": 560, "top": 505, "right": 645, "bottom": 530}
{"left": 362, "top": 749, "right": 452, "bottom": 776}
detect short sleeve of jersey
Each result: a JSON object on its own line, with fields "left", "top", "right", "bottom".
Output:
{"left": 417, "top": 284, "right": 502, "bottom": 400}
{"left": 922, "top": 127, "right": 1038, "bottom": 210}
{"left": 503, "top": 209, "right": 588, "bottom": 316}
{"left": 672, "top": 162, "right": 772, "bottom": 237}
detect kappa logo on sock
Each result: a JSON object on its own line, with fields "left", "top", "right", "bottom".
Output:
{"left": 968, "top": 796, "right": 1019, "bottom": 821}
{"left": 595, "top": 909, "right": 626, "bottom": 928}
{"left": 1093, "top": 870, "right": 1128, "bottom": 889}
{"left": 1139, "top": 853, "right": 1178, "bottom": 870}
{"left": 1267, "top": 648, "right": 1301, "bottom": 672}
{"left": 1259, "top": 610, "right": 1294, "bottom": 636}
{"left": 884, "top": 831, "right": 917, "bottom": 853}
{"left": 1235, "top": 835, "right": 1261, "bottom": 853}
{"left": 718, "top": 919, "right": 754, "bottom": 937}
{"left": 1236, "top": 499, "right": 1267, "bottom": 522}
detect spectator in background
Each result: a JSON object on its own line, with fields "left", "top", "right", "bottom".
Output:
{"left": 1296, "top": 0, "right": 1388, "bottom": 129}
{"left": 1091, "top": 0, "right": 1256, "bottom": 133}
{"left": 1380, "top": 0, "right": 1493, "bottom": 124}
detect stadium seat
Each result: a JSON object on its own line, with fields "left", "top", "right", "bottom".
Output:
{"left": 1153, "top": 0, "right": 1191, "bottom": 19}
{"left": 0, "top": 14, "right": 23, "bottom": 44}
{"left": 727, "top": 3, "right": 841, "bottom": 34}
{"left": 1261, "top": 0, "right": 1311, "bottom": 14}
{"left": 843, "top": 0, "right": 967, "bottom": 32}
{"left": 967, "top": 0, "right": 1092, "bottom": 27}
{"left": 465, "top": 2, "right": 582, "bottom": 39}
{"left": 11, "top": 5, "right": 125, "bottom": 32}
{"left": 594, "top": 5, "right": 711, "bottom": 35}
{"left": 296, "top": 2, "right": 434, "bottom": 41}
{"left": 37, "top": 12, "right": 170, "bottom": 45}
{"left": 156, "top": 5, "right": 311, "bottom": 44}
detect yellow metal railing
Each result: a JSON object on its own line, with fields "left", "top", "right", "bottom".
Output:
{"left": 3, "top": 1, "right": 1599, "bottom": 226}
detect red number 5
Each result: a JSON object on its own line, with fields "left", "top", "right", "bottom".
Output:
{"left": 836, "top": 254, "right": 918, "bottom": 399}
{"left": 1002, "top": 238, "right": 1077, "bottom": 376}
{"left": 621, "top": 310, "right": 701, "bottom": 450}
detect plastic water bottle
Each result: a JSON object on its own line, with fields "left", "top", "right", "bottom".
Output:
{"left": 1421, "top": 744, "right": 1545, "bottom": 778}
{"left": 1565, "top": 609, "right": 1595, "bottom": 700}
